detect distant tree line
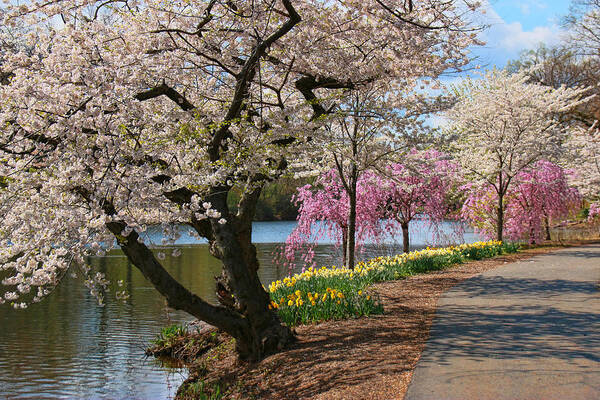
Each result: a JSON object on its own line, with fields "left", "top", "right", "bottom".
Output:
{"left": 227, "top": 178, "right": 310, "bottom": 221}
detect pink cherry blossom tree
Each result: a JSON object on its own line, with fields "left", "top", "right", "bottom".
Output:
{"left": 506, "top": 161, "right": 582, "bottom": 243}
{"left": 0, "top": 0, "right": 481, "bottom": 359}
{"left": 280, "top": 169, "right": 386, "bottom": 271}
{"left": 282, "top": 150, "right": 456, "bottom": 267}
{"left": 460, "top": 184, "right": 502, "bottom": 241}
{"left": 462, "top": 161, "right": 581, "bottom": 243}
{"left": 382, "top": 150, "right": 456, "bottom": 253}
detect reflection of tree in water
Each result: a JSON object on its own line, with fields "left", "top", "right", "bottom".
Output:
{"left": 0, "top": 251, "right": 189, "bottom": 399}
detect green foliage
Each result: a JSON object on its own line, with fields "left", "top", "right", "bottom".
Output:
{"left": 227, "top": 177, "right": 313, "bottom": 221}
{"left": 577, "top": 206, "right": 590, "bottom": 220}
{"left": 181, "top": 381, "right": 224, "bottom": 400}
{"left": 152, "top": 324, "right": 188, "bottom": 347}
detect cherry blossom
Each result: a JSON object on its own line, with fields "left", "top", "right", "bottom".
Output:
{"left": 568, "top": 124, "right": 600, "bottom": 203}
{"left": 382, "top": 150, "right": 456, "bottom": 252}
{"left": 447, "top": 69, "right": 591, "bottom": 241}
{"left": 462, "top": 161, "right": 581, "bottom": 243}
{"left": 279, "top": 169, "right": 386, "bottom": 271}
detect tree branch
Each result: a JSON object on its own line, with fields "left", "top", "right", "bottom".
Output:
{"left": 73, "top": 186, "right": 246, "bottom": 334}
{"left": 135, "top": 83, "right": 196, "bottom": 111}
{"left": 208, "top": 0, "right": 301, "bottom": 161}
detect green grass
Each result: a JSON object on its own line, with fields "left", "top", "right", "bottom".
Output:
{"left": 151, "top": 323, "right": 188, "bottom": 347}
{"left": 180, "top": 381, "right": 224, "bottom": 400}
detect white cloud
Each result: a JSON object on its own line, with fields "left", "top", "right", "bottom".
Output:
{"left": 497, "top": 22, "right": 560, "bottom": 51}
{"left": 470, "top": 1, "right": 565, "bottom": 67}
{"left": 483, "top": 2, "right": 561, "bottom": 50}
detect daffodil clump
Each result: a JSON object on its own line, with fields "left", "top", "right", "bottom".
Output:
{"left": 268, "top": 286, "right": 382, "bottom": 326}
{"left": 268, "top": 241, "right": 519, "bottom": 327}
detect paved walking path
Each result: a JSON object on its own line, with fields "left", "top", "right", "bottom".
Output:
{"left": 405, "top": 244, "right": 600, "bottom": 400}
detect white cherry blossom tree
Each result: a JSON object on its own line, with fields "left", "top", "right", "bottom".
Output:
{"left": 308, "top": 82, "right": 450, "bottom": 269}
{"left": 568, "top": 125, "right": 600, "bottom": 203}
{"left": 446, "top": 69, "right": 590, "bottom": 241}
{"left": 562, "top": 0, "right": 600, "bottom": 206}
{"left": 0, "top": 0, "right": 480, "bottom": 359}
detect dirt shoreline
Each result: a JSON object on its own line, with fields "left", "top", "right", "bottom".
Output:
{"left": 163, "top": 240, "right": 599, "bottom": 400}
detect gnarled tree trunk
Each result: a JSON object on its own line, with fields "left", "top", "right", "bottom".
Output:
{"left": 210, "top": 214, "right": 294, "bottom": 358}
{"left": 102, "top": 181, "right": 294, "bottom": 361}
{"left": 202, "top": 185, "right": 295, "bottom": 360}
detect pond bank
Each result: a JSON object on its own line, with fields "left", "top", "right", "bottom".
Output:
{"left": 150, "top": 239, "right": 599, "bottom": 400}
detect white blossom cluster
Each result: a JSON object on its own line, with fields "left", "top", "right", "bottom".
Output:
{"left": 446, "top": 69, "right": 592, "bottom": 189}
{"left": 567, "top": 124, "right": 600, "bottom": 200}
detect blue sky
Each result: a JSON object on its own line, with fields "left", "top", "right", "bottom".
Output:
{"left": 472, "top": 0, "right": 573, "bottom": 68}
{"left": 428, "top": 1, "right": 574, "bottom": 128}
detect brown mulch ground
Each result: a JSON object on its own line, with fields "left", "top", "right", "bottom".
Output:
{"left": 178, "top": 241, "right": 597, "bottom": 400}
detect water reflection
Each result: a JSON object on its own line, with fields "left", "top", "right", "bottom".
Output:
{"left": 0, "top": 254, "right": 189, "bottom": 399}
{"left": 0, "top": 220, "right": 480, "bottom": 399}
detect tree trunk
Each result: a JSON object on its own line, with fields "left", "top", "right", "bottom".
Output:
{"left": 545, "top": 215, "right": 552, "bottom": 241}
{"left": 497, "top": 191, "right": 504, "bottom": 242}
{"left": 207, "top": 188, "right": 295, "bottom": 360}
{"left": 103, "top": 184, "right": 294, "bottom": 361}
{"left": 346, "top": 167, "right": 358, "bottom": 270}
{"left": 401, "top": 221, "right": 410, "bottom": 253}
{"left": 341, "top": 226, "right": 348, "bottom": 267}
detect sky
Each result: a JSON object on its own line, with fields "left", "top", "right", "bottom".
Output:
{"left": 428, "top": 1, "right": 575, "bottom": 128}
{"left": 474, "top": 0, "right": 573, "bottom": 68}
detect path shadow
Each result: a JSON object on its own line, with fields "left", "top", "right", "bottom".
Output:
{"left": 452, "top": 275, "right": 599, "bottom": 298}
{"left": 421, "top": 303, "right": 600, "bottom": 366}
{"left": 534, "top": 245, "right": 600, "bottom": 259}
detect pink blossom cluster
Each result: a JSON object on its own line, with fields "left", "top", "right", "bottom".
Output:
{"left": 384, "top": 150, "right": 456, "bottom": 226}
{"left": 588, "top": 203, "right": 600, "bottom": 220}
{"left": 462, "top": 161, "right": 581, "bottom": 243}
{"left": 277, "top": 169, "right": 385, "bottom": 271}
{"left": 279, "top": 150, "right": 456, "bottom": 270}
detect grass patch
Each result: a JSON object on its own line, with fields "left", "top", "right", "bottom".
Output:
{"left": 151, "top": 324, "right": 188, "bottom": 348}
{"left": 268, "top": 241, "right": 520, "bottom": 326}
{"left": 178, "top": 380, "right": 225, "bottom": 400}
{"left": 146, "top": 325, "right": 229, "bottom": 365}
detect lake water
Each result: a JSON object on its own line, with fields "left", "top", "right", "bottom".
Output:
{"left": 0, "top": 220, "right": 480, "bottom": 399}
